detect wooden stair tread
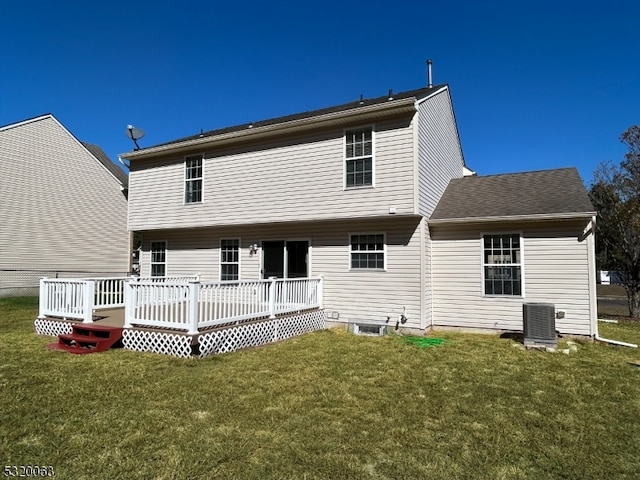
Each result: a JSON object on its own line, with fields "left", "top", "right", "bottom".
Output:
{"left": 48, "top": 324, "right": 124, "bottom": 355}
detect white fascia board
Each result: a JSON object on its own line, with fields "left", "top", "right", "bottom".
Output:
{"left": 0, "top": 114, "right": 53, "bottom": 132}
{"left": 415, "top": 85, "right": 449, "bottom": 105}
{"left": 428, "top": 211, "right": 598, "bottom": 225}
{"left": 121, "top": 98, "right": 417, "bottom": 160}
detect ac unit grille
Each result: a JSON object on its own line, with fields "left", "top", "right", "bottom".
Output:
{"left": 523, "top": 303, "right": 556, "bottom": 346}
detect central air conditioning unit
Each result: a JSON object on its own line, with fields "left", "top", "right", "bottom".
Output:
{"left": 523, "top": 303, "right": 557, "bottom": 348}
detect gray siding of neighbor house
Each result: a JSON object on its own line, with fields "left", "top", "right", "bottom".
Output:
{"left": 138, "top": 216, "right": 424, "bottom": 330}
{"left": 0, "top": 116, "right": 130, "bottom": 279}
{"left": 128, "top": 116, "right": 417, "bottom": 231}
{"left": 430, "top": 220, "right": 594, "bottom": 335}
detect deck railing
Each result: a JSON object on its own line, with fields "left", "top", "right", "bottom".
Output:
{"left": 124, "top": 277, "right": 323, "bottom": 334}
{"left": 39, "top": 278, "right": 95, "bottom": 323}
{"left": 38, "top": 275, "right": 199, "bottom": 323}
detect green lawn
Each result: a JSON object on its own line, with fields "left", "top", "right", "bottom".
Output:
{"left": 1, "top": 297, "right": 639, "bottom": 480}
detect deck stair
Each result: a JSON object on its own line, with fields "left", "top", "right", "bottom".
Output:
{"left": 48, "top": 324, "right": 123, "bottom": 354}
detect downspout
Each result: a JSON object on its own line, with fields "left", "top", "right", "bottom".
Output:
{"left": 595, "top": 331, "right": 638, "bottom": 348}
{"left": 589, "top": 215, "right": 638, "bottom": 348}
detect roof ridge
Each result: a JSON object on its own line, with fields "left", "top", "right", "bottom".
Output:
{"left": 138, "top": 84, "right": 448, "bottom": 151}
{"left": 458, "top": 166, "right": 578, "bottom": 179}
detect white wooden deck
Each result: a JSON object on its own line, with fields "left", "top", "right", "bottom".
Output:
{"left": 35, "top": 276, "right": 325, "bottom": 357}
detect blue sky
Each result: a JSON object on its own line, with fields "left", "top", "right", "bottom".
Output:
{"left": 1, "top": 0, "right": 638, "bottom": 185}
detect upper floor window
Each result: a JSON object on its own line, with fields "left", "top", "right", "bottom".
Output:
{"left": 483, "top": 234, "right": 522, "bottom": 296}
{"left": 185, "top": 154, "right": 203, "bottom": 203}
{"left": 345, "top": 127, "right": 373, "bottom": 188}
{"left": 150, "top": 241, "right": 167, "bottom": 277}
{"left": 220, "top": 239, "right": 240, "bottom": 281}
{"left": 350, "top": 233, "right": 385, "bottom": 270}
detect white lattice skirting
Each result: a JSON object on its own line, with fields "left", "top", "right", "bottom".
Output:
{"left": 122, "top": 330, "right": 194, "bottom": 358}
{"left": 198, "top": 309, "right": 326, "bottom": 358}
{"left": 34, "top": 318, "right": 73, "bottom": 337}
{"left": 122, "top": 309, "right": 326, "bottom": 358}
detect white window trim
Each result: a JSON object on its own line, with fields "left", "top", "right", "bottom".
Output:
{"left": 480, "top": 232, "right": 525, "bottom": 298}
{"left": 219, "top": 238, "right": 241, "bottom": 281}
{"left": 349, "top": 232, "right": 387, "bottom": 271}
{"left": 184, "top": 153, "right": 204, "bottom": 205}
{"left": 150, "top": 240, "right": 168, "bottom": 277}
{"left": 343, "top": 125, "right": 376, "bottom": 190}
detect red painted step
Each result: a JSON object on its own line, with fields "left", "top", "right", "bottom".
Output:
{"left": 48, "top": 324, "right": 123, "bottom": 355}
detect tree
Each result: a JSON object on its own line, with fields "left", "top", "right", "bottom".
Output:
{"left": 589, "top": 125, "right": 640, "bottom": 318}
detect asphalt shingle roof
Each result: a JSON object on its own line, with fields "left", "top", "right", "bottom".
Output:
{"left": 430, "top": 167, "right": 595, "bottom": 222}
{"left": 82, "top": 142, "right": 128, "bottom": 187}
{"left": 144, "top": 84, "right": 448, "bottom": 150}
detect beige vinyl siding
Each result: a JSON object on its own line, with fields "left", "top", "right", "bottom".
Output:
{"left": 0, "top": 116, "right": 129, "bottom": 277}
{"left": 129, "top": 117, "right": 416, "bottom": 231}
{"left": 423, "top": 218, "right": 433, "bottom": 328}
{"left": 415, "top": 88, "right": 464, "bottom": 329}
{"left": 139, "top": 216, "right": 424, "bottom": 329}
{"left": 417, "top": 88, "right": 464, "bottom": 218}
{"left": 430, "top": 220, "right": 594, "bottom": 335}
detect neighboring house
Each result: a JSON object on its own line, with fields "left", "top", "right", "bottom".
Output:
{"left": 121, "top": 84, "right": 597, "bottom": 336}
{"left": 0, "top": 114, "right": 130, "bottom": 295}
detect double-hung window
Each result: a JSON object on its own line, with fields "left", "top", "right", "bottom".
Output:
{"left": 220, "top": 239, "right": 240, "bottom": 281}
{"left": 483, "top": 234, "right": 522, "bottom": 296}
{"left": 350, "top": 233, "right": 385, "bottom": 270}
{"left": 345, "top": 127, "right": 373, "bottom": 188}
{"left": 185, "top": 154, "right": 203, "bottom": 203}
{"left": 150, "top": 241, "right": 167, "bottom": 277}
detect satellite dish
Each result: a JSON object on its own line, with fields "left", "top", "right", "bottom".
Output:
{"left": 126, "top": 124, "right": 145, "bottom": 150}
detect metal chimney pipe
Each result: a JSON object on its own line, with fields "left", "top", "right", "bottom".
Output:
{"left": 427, "top": 59, "right": 433, "bottom": 87}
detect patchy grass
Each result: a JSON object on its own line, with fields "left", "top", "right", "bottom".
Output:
{"left": 1, "top": 297, "right": 639, "bottom": 479}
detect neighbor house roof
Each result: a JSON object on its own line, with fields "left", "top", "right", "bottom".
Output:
{"left": 122, "top": 84, "right": 449, "bottom": 160}
{"left": 82, "top": 142, "right": 128, "bottom": 188}
{"left": 429, "top": 167, "right": 596, "bottom": 224}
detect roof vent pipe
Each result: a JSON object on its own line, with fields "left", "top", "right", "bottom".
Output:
{"left": 427, "top": 59, "right": 433, "bottom": 88}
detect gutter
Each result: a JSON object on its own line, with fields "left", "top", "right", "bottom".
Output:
{"left": 428, "top": 212, "right": 598, "bottom": 225}
{"left": 594, "top": 329, "right": 637, "bottom": 348}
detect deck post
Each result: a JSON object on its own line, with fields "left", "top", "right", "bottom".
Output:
{"left": 318, "top": 276, "right": 324, "bottom": 309}
{"left": 268, "top": 277, "right": 277, "bottom": 319}
{"left": 123, "top": 280, "right": 133, "bottom": 329}
{"left": 187, "top": 282, "right": 200, "bottom": 335}
{"left": 38, "top": 278, "right": 47, "bottom": 318}
{"left": 83, "top": 280, "right": 95, "bottom": 323}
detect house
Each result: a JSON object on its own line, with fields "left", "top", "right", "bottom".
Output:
{"left": 0, "top": 114, "right": 130, "bottom": 296}
{"left": 121, "top": 84, "right": 598, "bottom": 337}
